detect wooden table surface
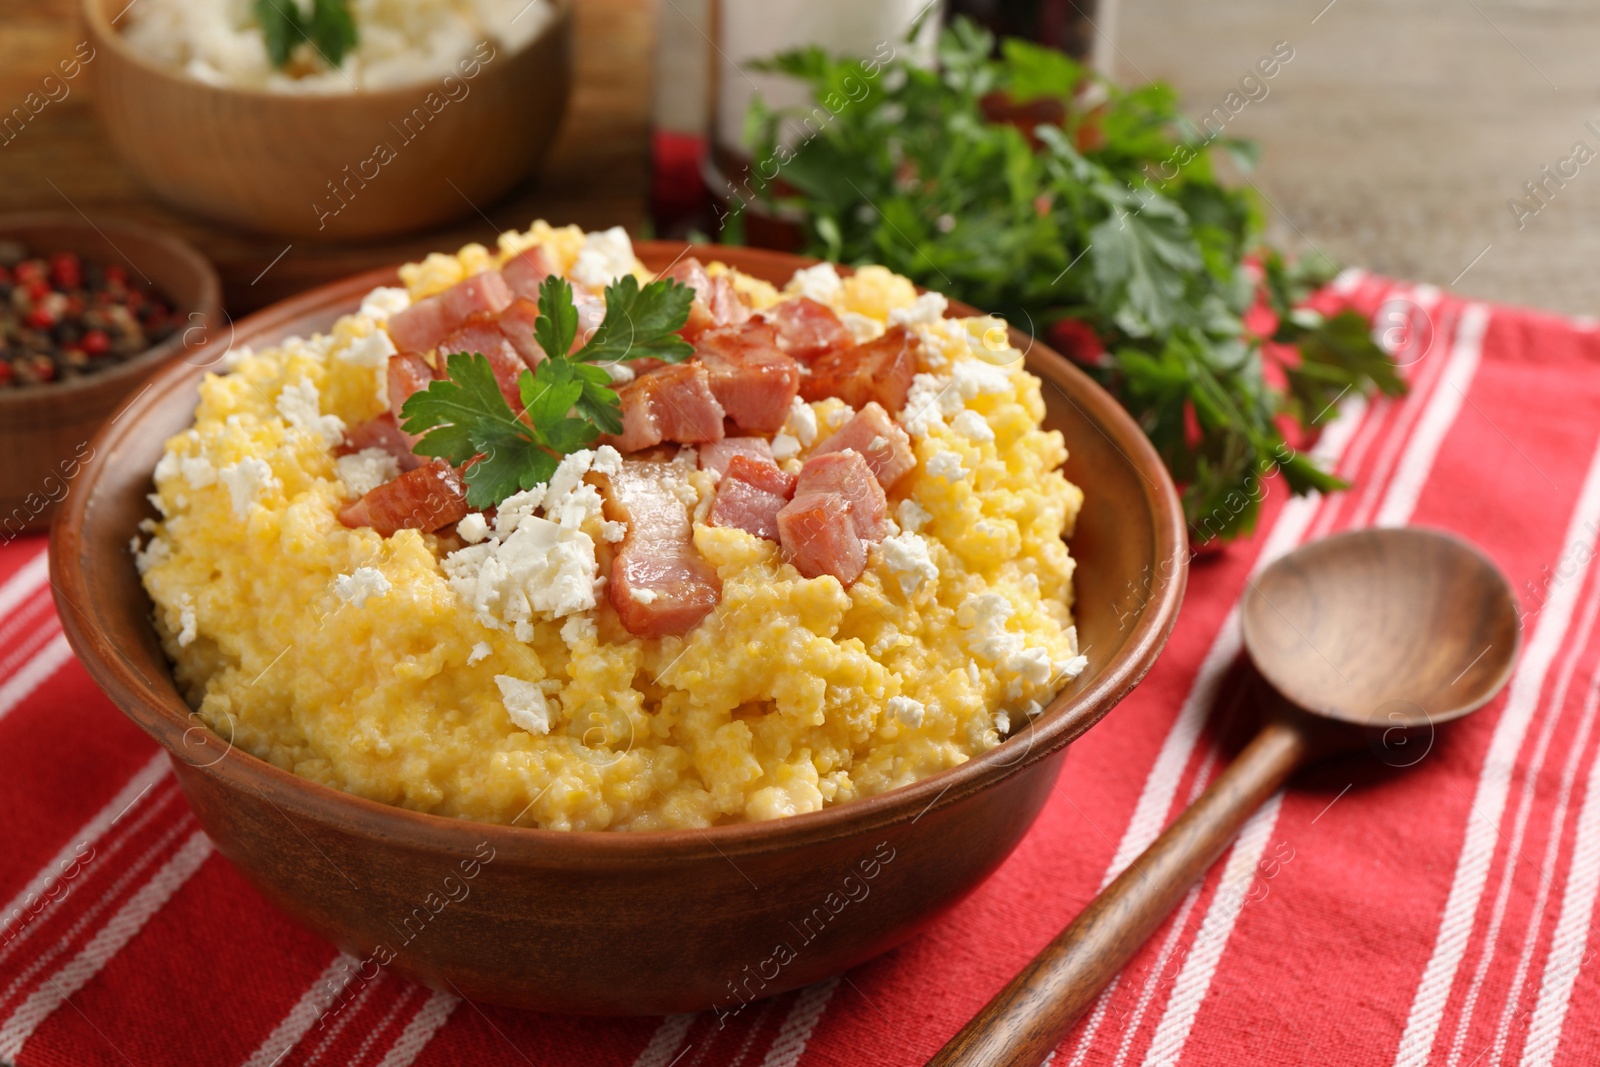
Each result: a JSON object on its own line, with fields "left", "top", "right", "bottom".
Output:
{"left": 0, "top": 0, "right": 653, "bottom": 315}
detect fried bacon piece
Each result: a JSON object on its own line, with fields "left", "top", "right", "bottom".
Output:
{"left": 693, "top": 320, "right": 801, "bottom": 435}
{"left": 768, "top": 297, "right": 853, "bottom": 362}
{"left": 775, "top": 449, "right": 889, "bottom": 586}
{"left": 708, "top": 454, "right": 796, "bottom": 541}
{"left": 500, "top": 246, "right": 556, "bottom": 300}
{"left": 606, "top": 363, "right": 727, "bottom": 453}
{"left": 438, "top": 313, "right": 529, "bottom": 410}
{"left": 698, "top": 436, "right": 775, "bottom": 479}
{"left": 337, "top": 413, "right": 426, "bottom": 472}
{"left": 597, "top": 460, "right": 721, "bottom": 637}
{"left": 337, "top": 459, "right": 468, "bottom": 537}
{"left": 809, "top": 402, "right": 916, "bottom": 490}
{"left": 661, "top": 257, "right": 753, "bottom": 339}
{"left": 800, "top": 324, "right": 919, "bottom": 413}
{"left": 386, "top": 271, "right": 513, "bottom": 354}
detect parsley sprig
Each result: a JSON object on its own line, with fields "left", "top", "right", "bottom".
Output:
{"left": 399, "top": 273, "right": 694, "bottom": 508}
{"left": 743, "top": 20, "right": 1406, "bottom": 542}
{"left": 256, "top": 0, "right": 358, "bottom": 72}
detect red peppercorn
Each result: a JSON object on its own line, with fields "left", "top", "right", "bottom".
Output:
{"left": 25, "top": 306, "right": 55, "bottom": 330}
{"left": 104, "top": 264, "right": 127, "bottom": 285}
{"left": 49, "top": 253, "right": 81, "bottom": 291}
{"left": 81, "top": 328, "right": 110, "bottom": 356}
{"left": 13, "top": 261, "right": 45, "bottom": 286}
{"left": 25, "top": 279, "right": 49, "bottom": 303}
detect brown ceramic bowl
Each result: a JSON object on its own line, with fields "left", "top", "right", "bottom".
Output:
{"left": 51, "top": 243, "right": 1186, "bottom": 1014}
{"left": 0, "top": 213, "right": 219, "bottom": 536}
{"left": 83, "top": 0, "right": 572, "bottom": 239}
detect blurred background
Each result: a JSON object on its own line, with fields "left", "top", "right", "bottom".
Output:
{"left": 1, "top": 0, "right": 1592, "bottom": 314}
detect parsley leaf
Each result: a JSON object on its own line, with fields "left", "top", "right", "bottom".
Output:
{"left": 578, "top": 274, "right": 696, "bottom": 366}
{"left": 533, "top": 275, "right": 579, "bottom": 361}
{"left": 400, "top": 353, "right": 557, "bottom": 508}
{"left": 255, "top": 0, "right": 358, "bottom": 73}
{"left": 400, "top": 272, "right": 694, "bottom": 508}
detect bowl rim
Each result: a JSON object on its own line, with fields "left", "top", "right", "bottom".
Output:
{"left": 51, "top": 241, "right": 1188, "bottom": 864}
{"left": 0, "top": 211, "right": 221, "bottom": 402}
{"left": 81, "top": 0, "right": 572, "bottom": 102}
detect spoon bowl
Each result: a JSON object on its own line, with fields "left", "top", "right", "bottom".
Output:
{"left": 1241, "top": 527, "right": 1521, "bottom": 729}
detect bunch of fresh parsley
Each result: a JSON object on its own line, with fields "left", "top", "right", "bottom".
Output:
{"left": 400, "top": 274, "right": 695, "bottom": 508}
{"left": 741, "top": 19, "right": 1404, "bottom": 541}
{"left": 256, "top": 0, "right": 358, "bottom": 71}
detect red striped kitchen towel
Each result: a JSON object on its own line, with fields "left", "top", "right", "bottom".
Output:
{"left": 4, "top": 271, "right": 1600, "bottom": 1066}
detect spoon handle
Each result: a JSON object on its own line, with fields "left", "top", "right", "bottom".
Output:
{"left": 925, "top": 716, "right": 1310, "bottom": 1067}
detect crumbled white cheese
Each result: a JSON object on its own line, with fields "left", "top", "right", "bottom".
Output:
{"left": 338, "top": 329, "right": 398, "bottom": 407}
{"left": 925, "top": 450, "right": 967, "bottom": 483}
{"left": 1011, "top": 646, "right": 1055, "bottom": 685}
{"left": 952, "top": 359, "right": 1013, "bottom": 399}
{"left": 335, "top": 448, "right": 400, "bottom": 499}
{"left": 785, "top": 397, "right": 819, "bottom": 447}
{"left": 878, "top": 531, "right": 939, "bottom": 597}
{"left": 147, "top": 492, "right": 168, "bottom": 518}
{"left": 787, "top": 262, "right": 843, "bottom": 303}
{"left": 899, "top": 373, "right": 963, "bottom": 435}
{"left": 334, "top": 566, "right": 391, "bottom": 608}
{"left": 457, "top": 512, "right": 492, "bottom": 544}
{"left": 359, "top": 286, "right": 411, "bottom": 321}
{"left": 605, "top": 363, "right": 636, "bottom": 384}
{"left": 868, "top": 435, "right": 889, "bottom": 453}
{"left": 631, "top": 588, "right": 659, "bottom": 605}
{"left": 276, "top": 378, "right": 345, "bottom": 446}
{"left": 601, "top": 520, "right": 627, "bottom": 543}
{"left": 839, "top": 311, "right": 883, "bottom": 343}
{"left": 770, "top": 432, "right": 801, "bottom": 461}
{"left": 154, "top": 450, "right": 180, "bottom": 484}
{"left": 897, "top": 498, "right": 932, "bottom": 533}
{"left": 957, "top": 593, "right": 1020, "bottom": 662}
{"left": 543, "top": 450, "right": 606, "bottom": 532}
{"left": 592, "top": 445, "right": 623, "bottom": 476}
{"left": 134, "top": 535, "right": 171, "bottom": 575}
{"left": 951, "top": 409, "right": 996, "bottom": 443}
{"left": 179, "top": 455, "right": 216, "bottom": 489}
{"left": 1056, "top": 655, "right": 1089, "bottom": 682}
{"left": 888, "top": 291, "right": 948, "bottom": 328}
{"left": 570, "top": 226, "right": 637, "bottom": 291}
{"left": 219, "top": 457, "right": 278, "bottom": 518}
{"left": 444, "top": 516, "right": 599, "bottom": 630}
{"left": 176, "top": 593, "right": 197, "bottom": 647}
{"left": 339, "top": 328, "right": 397, "bottom": 369}
{"left": 467, "top": 641, "right": 492, "bottom": 664}
{"left": 495, "top": 486, "right": 548, "bottom": 536}
{"left": 888, "top": 695, "right": 926, "bottom": 728}
{"left": 995, "top": 710, "right": 1011, "bottom": 735}
{"left": 495, "top": 675, "right": 551, "bottom": 735}
{"left": 560, "top": 614, "right": 597, "bottom": 648}
{"left": 221, "top": 344, "right": 255, "bottom": 372}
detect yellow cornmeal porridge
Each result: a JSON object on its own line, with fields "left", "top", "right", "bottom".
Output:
{"left": 135, "top": 221, "right": 1086, "bottom": 830}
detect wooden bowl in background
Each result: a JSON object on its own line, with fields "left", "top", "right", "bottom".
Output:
{"left": 50, "top": 243, "right": 1187, "bottom": 1014}
{"left": 0, "top": 213, "right": 219, "bottom": 536}
{"left": 82, "top": 0, "right": 573, "bottom": 240}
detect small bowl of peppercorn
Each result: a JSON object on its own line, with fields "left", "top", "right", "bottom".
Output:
{"left": 0, "top": 213, "right": 220, "bottom": 536}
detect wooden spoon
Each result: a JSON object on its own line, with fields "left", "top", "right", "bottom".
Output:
{"left": 927, "top": 527, "right": 1521, "bottom": 1067}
